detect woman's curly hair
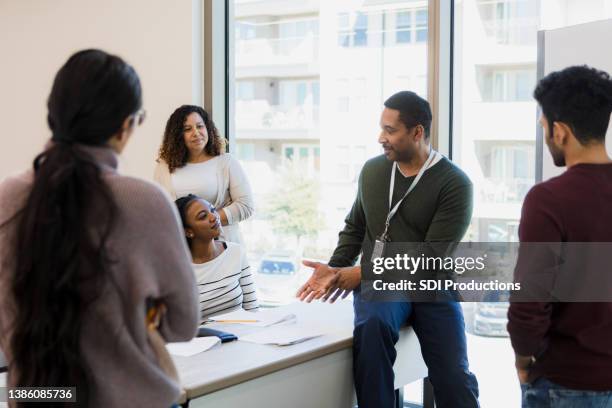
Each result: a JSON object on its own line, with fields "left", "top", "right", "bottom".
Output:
{"left": 158, "top": 105, "right": 225, "bottom": 173}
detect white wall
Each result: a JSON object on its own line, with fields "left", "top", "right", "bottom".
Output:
{"left": 540, "top": 18, "right": 612, "bottom": 180}
{"left": 0, "top": 0, "right": 203, "bottom": 181}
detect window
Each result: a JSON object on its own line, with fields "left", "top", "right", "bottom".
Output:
{"left": 393, "top": 8, "right": 427, "bottom": 45}
{"left": 353, "top": 12, "right": 369, "bottom": 46}
{"left": 233, "top": 1, "right": 428, "bottom": 290}
{"left": 334, "top": 145, "right": 351, "bottom": 181}
{"left": 236, "top": 143, "right": 255, "bottom": 161}
{"left": 478, "top": 67, "right": 536, "bottom": 102}
{"left": 454, "top": 1, "right": 542, "bottom": 407}
{"left": 231, "top": 12, "right": 428, "bottom": 394}
{"left": 337, "top": 13, "right": 351, "bottom": 47}
{"left": 235, "top": 21, "right": 256, "bottom": 40}
{"left": 396, "top": 11, "right": 412, "bottom": 43}
{"left": 279, "top": 18, "right": 318, "bottom": 39}
{"left": 282, "top": 144, "right": 320, "bottom": 176}
{"left": 415, "top": 10, "right": 428, "bottom": 42}
{"left": 278, "top": 18, "right": 319, "bottom": 55}
{"left": 279, "top": 80, "right": 319, "bottom": 107}
{"left": 227, "top": 2, "right": 612, "bottom": 407}
{"left": 336, "top": 79, "right": 350, "bottom": 112}
{"left": 236, "top": 81, "right": 255, "bottom": 101}
{"left": 476, "top": 0, "right": 538, "bottom": 45}
{"left": 338, "top": 11, "right": 369, "bottom": 47}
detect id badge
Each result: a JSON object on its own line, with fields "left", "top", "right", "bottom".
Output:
{"left": 372, "top": 239, "right": 385, "bottom": 261}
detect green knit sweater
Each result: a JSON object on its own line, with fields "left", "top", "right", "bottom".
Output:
{"left": 328, "top": 154, "right": 473, "bottom": 268}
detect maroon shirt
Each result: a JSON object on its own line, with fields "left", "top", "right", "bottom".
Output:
{"left": 508, "top": 162, "right": 612, "bottom": 390}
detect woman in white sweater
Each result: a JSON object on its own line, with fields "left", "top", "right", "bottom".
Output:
{"left": 175, "top": 194, "right": 258, "bottom": 322}
{"left": 155, "top": 105, "right": 254, "bottom": 244}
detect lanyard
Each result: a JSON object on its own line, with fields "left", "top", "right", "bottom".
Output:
{"left": 381, "top": 149, "right": 437, "bottom": 241}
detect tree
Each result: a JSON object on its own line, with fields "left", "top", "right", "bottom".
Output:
{"left": 264, "top": 161, "right": 323, "bottom": 251}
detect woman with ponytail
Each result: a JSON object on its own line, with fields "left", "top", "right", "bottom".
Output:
{"left": 0, "top": 49, "right": 199, "bottom": 407}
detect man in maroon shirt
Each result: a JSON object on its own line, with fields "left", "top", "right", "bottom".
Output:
{"left": 508, "top": 65, "right": 612, "bottom": 407}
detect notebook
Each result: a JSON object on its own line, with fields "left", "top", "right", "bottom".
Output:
{"left": 167, "top": 336, "right": 221, "bottom": 357}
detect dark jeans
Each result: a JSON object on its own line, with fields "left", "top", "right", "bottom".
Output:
{"left": 522, "top": 377, "right": 612, "bottom": 408}
{"left": 352, "top": 292, "right": 480, "bottom": 408}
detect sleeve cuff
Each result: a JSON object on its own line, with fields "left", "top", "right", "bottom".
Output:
{"left": 507, "top": 324, "right": 543, "bottom": 356}
{"left": 223, "top": 208, "right": 235, "bottom": 225}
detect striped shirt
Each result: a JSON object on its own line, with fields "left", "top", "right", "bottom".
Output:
{"left": 194, "top": 241, "right": 258, "bottom": 323}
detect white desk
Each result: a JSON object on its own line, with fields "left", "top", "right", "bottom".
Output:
{"left": 172, "top": 300, "right": 428, "bottom": 408}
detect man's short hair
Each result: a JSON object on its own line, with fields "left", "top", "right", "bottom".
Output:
{"left": 384, "top": 91, "right": 432, "bottom": 139}
{"left": 534, "top": 65, "right": 612, "bottom": 144}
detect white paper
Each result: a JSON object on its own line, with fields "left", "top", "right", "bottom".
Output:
{"left": 167, "top": 337, "right": 220, "bottom": 357}
{"left": 209, "top": 309, "right": 296, "bottom": 327}
{"left": 239, "top": 325, "right": 325, "bottom": 346}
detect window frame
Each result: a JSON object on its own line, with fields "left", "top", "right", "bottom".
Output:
{"left": 223, "top": 0, "right": 452, "bottom": 156}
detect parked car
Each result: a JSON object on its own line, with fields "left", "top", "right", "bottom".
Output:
{"left": 473, "top": 291, "right": 510, "bottom": 337}
{"left": 255, "top": 251, "right": 307, "bottom": 306}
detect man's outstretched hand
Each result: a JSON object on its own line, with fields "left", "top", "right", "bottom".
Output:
{"left": 322, "top": 266, "right": 361, "bottom": 303}
{"left": 296, "top": 260, "right": 339, "bottom": 303}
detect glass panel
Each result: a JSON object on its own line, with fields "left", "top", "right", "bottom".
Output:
{"left": 396, "top": 11, "right": 412, "bottom": 43}
{"left": 232, "top": 13, "right": 428, "bottom": 400}
{"left": 311, "top": 82, "right": 320, "bottom": 106}
{"left": 453, "top": 1, "right": 541, "bottom": 406}
{"left": 338, "top": 12, "right": 350, "bottom": 47}
{"left": 416, "top": 9, "right": 427, "bottom": 42}
{"left": 236, "top": 80, "right": 255, "bottom": 101}
{"left": 353, "top": 12, "right": 369, "bottom": 47}
{"left": 451, "top": 1, "right": 612, "bottom": 406}
{"left": 297, "top": 82, "right": 307, "bottom": 105}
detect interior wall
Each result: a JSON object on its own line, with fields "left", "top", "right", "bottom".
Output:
{"left": 0, "top": 0, "right": 202, "bottom": 181}
{"left": 540, "top": 18, "right": 612, "bottom": 181}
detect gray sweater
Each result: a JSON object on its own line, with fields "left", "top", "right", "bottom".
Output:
{"left": 0, "top": 145, "right": 199, "bottom": 407}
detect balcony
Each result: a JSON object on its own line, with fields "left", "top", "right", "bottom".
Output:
{"left": 235, "top": 100, "right": 320, "bottom": 140}
{"left": 462, "top": 101, "right": 537, "bottom": 141}
{"left": 235, "top": 36, "right": 319, "bottom": 78}
{"left": 481, "top": 17, "right": 539, "bottom": 46}
{"left": 478, "top": 177, "right": 533, "bottom": 204}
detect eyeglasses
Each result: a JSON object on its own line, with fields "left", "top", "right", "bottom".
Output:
{"left": 133, "top": 109, "right": 147, "bottom": 126}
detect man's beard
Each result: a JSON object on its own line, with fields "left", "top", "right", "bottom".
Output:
{"left": 545, "top": 125, "right": 566, "bottom": 167}
{"left": 548, "top": 143, "right": 566, "bottom": 167}
{"left": 396, "top": 146, "right": 417, "bottom": 163}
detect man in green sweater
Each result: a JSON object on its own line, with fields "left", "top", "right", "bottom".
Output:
{"left": 297, "top": 91, "right": 479, "bottom": 408}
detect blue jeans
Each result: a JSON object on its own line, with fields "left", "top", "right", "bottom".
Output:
{"left": 352, "top": 292, "right": 480, "bottom": 408}
{"left": 522, "top": 377, "right": 612, "bottom": 408}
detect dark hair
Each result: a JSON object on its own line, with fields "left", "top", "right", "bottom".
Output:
{"left": 10, "top": 49, "right": 141, "bottom": 404}
{"left": 534, "top": 65, "right": 612, "bottom": 145}
{"left": 158, "top": 105, "right": 225, "bottom": 173}
{"left": 384, "top": 91, "right": 432, "bottom": 139}
{"left": 175, "top": 194, "right": 199, "bottom": 228}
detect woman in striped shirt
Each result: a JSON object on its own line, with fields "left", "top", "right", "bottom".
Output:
{"left": 175, "top": 194, "right": 258, "bottom": 322}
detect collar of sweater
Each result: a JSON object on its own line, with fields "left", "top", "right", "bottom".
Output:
{"left": 44, "top": 140, "right": 119, "bottom": 172}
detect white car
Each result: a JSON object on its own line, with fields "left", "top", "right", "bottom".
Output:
{"left": 255, "top": 251, "right": 307, "bottom": 306}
